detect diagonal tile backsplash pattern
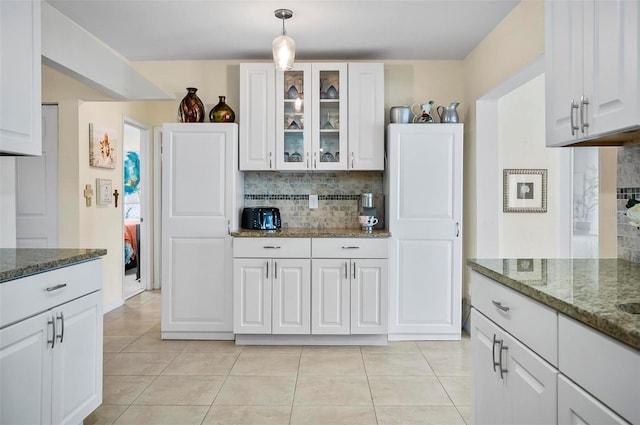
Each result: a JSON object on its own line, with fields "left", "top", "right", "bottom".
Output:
{"left": 243, "top": 171, "right": 384, "bottom": 229}
{"left": 617, "top": 144, "right": 640, "bottom": 263}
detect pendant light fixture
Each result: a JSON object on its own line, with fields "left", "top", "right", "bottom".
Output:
{"left": 272, "top": 8, "right": 295, "bottom": 71}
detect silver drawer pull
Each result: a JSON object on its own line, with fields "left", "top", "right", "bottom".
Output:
{"left": 46, "top": 283, "right": 67, "bottom": 292}
{"left": 341, "top": 246, "right": 360, "bottom": 249}
{"left": 263, "top": 246, "right": 281, "bottom": 249}
{"left": 492, "top": 300, "right": 510, "bottom": 312}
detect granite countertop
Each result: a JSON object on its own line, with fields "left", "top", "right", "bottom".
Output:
{"left": 0, "top": 248, "right": 107, "bottom": 283}
{"left": 231, "top": 228, "right": 392, "bottom": 238}
{"left": 467, "top": 258, "right": 640, "bottom": 351}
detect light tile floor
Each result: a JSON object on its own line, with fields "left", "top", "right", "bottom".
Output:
{"left": 86, "top": 290, "right": 472, "bottom": 425}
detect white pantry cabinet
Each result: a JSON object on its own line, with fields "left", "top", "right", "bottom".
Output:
{"left": 0, "top": 260, "right": 103, "bottom": 425}
{"left": 161, "top": 123, "right": 242, "bottom": 340}
{"left": 0, "top": 0, "right": 41, "bottom": 155}
{"left": 386, "top": 124, "right": 463, "bottom": 340}
{"left": 545, "top": 0, "right": 640, "bottom": 146}
{"left": 240, "top": 62, "right": 384, "bottom": 171}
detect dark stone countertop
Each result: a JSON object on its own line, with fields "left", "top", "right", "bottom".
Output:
{"left": 0, "top": 249, "right": 107, "bottom": 283}
{"left": 467, "top": 258, "right": 640, "bottom": 351}
{"left": 231, "top": 228, "right": 392, "bottom": 238}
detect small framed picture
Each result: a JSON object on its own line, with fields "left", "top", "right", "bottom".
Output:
{"left": 503, "top": 169, "right": 548, "bottom": 213}
{"left": 96, "top": 178, "right": 112, "bottom": 205}
{"left": 503, "top": 259, "right": 547, "bottom": 285}
{"left": 89, "top": 123, "right": 117, "bottom": 169}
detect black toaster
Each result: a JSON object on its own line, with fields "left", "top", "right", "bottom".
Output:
{"left": 241, "top": 207, "right": 282, "bottom": 230}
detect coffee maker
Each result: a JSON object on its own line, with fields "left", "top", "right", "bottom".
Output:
{"left": 358, "top": 193, "right": 384, "bottom": 231}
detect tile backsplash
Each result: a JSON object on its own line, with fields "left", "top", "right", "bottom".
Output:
{"left": 243, "top": 171, "right": 384, "bottom": 229}
{"left": 617, "top": 144, "right": 640, "bottom": 263}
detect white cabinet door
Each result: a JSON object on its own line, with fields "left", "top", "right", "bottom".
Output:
{"left": 387, "top": 124, "right": 463, "bottom": 339}
{"left": 585, "top": 0, "right": 639, "bottom": 137}
{"left": 312, "top": 259, "right": 350, "bottom": 334}
{"left": 351, "top": 259, "right": 387, "bottom": 334}
{"left": 544, "top": 0, "right": 583, "bottom": 146}
{"left": 0, "top": 311, "right": 52, "bottom": 425}
{"left": 471, "top": 309, "right": 505, "bottom": 425}
{"left": 272, "top": 259, "right": 311, "bottom": 334}
{"left": 348, "top": 63, "right": 384, "bottom": 170}
{"left": 0, "top": 0, "right": 41, "bottom": 155}
{"left": 558, "top": 375, "right": 628, "bottom": 425}
{"left": 239, "top": 63, "right": 275, "bottom": 170}
{"left": 162, "top": 124, "right": 238, "bottom": 337}
{"left": 234, "top": 259, "right": 271, "bottom": 334}
{"left": 51, "top": 291, "right": 103, "bottom": 425}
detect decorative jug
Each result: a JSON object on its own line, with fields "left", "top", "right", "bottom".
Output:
{"left": 411, "top": 100, "right": 435, "bottom": 123}
{"left": 209, "top": 96, "right": 236, "bottom": 123}
{"left": 436, "top": 102, "right": 460, "bottom": 123}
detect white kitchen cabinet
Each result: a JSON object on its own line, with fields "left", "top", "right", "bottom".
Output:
{"left": 233, "top": 238, "right": 312, "bottom": 335}
{"left": 239, "top": 63, "right": 276, "bottom": 170}
{"left": 558, "top": 375, "right": 628, "bottom": 425}
{"left": 386, "top": 124, "right": 463, "bottom": 340}
{"left": 471, "top": 309, "right": 558, "bottom": 425}
{"left": 545, "top": 0, "right": 640, "bottom": 146}
{"left": 347, "top": 63, "right": 384, "bottom": 170}
{"left": 242, "top": 62, "right": 384, "bottom": 171}
{"left": 0, "top": 260, "right": 103, "bottom": 425}
{"left": 312, "top": 238, "right": 388, "bottom": 335}
{"left": 0, "top": 0, "right": 41, "bottom": 155}
{"left": 161, "top": 123, "right": 242, "bottom": 339}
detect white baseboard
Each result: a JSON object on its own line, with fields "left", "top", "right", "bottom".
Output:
{"left": 387, "top": 333, "right": 461, "bottom": 341}
{"left": 161, "top": 331, "right": 235, "bottom": 340}
{"left": 235, "top": 334, "right": 388, "bottom": 346}
{"left": 103, "top": 299, "right": 124, "bottom": 314}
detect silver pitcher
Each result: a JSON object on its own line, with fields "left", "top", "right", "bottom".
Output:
{"left": 436, "top": 102, "right": 460, "bottom": 123}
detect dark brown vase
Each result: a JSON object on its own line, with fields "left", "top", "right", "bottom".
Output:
{"left": 178, "top": 87, "right": 205, "bottom": 123}
{"left": 209, "top": 96, "right": 236, "bottom": 123}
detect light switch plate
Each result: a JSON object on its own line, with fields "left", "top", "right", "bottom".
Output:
{"left": 309, "top": 194, "right": 318, "bottom": 209}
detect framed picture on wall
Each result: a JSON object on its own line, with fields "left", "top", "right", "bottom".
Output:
{"left": 96, "top": 178, "right": 113, "bottom": 205}
{"left": 89, "top": 123, "right": 117, "bottom": 169}
{"left": 503, "top": 168, "right": 548, "bottom": 213}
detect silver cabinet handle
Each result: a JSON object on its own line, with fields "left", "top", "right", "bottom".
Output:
{"left": 46, "top": 283, "right": 67, "bottom": 292}
{"left": 227, "top": 220, "right": 231, "bottom": 235}
{"left": 56, "top": 312, "right": 64, "bottom": 343}
{"left": 352, "top": 261, "right": 356, "bottom": 279}
{"left": 306, "top": 152, "right": 310, "bottom": 169}
{"left": 455, "top": 222, "right": 460, "bottom": 237}
{"left": 570, "top": 99, "right": 579, "bottom": 136}
{"left": 274, "top": 261, "right": 278, "bottom": 279}
{"left": 269, "top": 151, "right": 273, "bottom": 169}
{"left": 263, "top": 246, "right": 281, "bottom": 249}
{"left": 499, "top": 340, "right": 509, "bottom": 379}
{"left": 314, "top": 152, "right": 317, "bottom": 169}
{"left": 266, "top": 261, "right": 269, "bottom": 279}
{"left": 344, "top": 262, "right": 348, "bottom": 279}
{"left": 492, "top": 300, "right": 510, "bottom": 312}
{"left": 351, "top": 152, "right": 355, "bottom": 169}
{"left": 48, "top": 316, "right": 56, "bottom": 349}
{"left": 492, "top": 334, "right": 501, "bottom": 372}
{"left": 341, "top": 246, "right": 360, "bottom": 249}
{"left": 580, "top": 95, "right": 589, "bottom": 133}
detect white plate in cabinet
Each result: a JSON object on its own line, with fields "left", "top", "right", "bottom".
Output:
{"left": 471, "top": 271, "right": 558, "bottom": 366}
{"left": 312, "top": 238, "right": 388, "bottom": 259}
{"left": 233, "top": 238, "right": 311, "bottom": 258}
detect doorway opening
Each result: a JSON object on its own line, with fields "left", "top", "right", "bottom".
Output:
{"left": 123, "top": 119, "right": 152, "bottom": 299}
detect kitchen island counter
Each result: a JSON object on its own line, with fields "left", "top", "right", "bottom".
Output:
{"left": 467, "top": 258, "right": 640, "bottom": 351}
{"left": 232, "top": 228, "right": 391, "bottom": 238}
{"left": 0, "top": 248, "right": 107, "bottom": 283}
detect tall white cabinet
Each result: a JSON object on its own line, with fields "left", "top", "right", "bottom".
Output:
{"left": 386, "top": 124, "right": 463, "bottom": 340}
{"left": 161, "top": 123, "right": 243, "bottom": 340}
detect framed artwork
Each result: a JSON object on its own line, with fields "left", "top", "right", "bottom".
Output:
{"left": 89, "top": 123, "right": 117, "bottom": 169}
{"left": 503, "top": 259, "right": 548, "bottom": 285}
{"left": 503, "top": 169, "right": 548, "bottom": 213}
{"left": 96, "top": 178, "right": 113, "bottom": 205}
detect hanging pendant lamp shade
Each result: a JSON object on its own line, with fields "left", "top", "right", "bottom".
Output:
{"left": 272, "top": 9, "right": 295, "bottom": 71}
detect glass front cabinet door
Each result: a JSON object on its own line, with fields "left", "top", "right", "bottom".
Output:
{"left": 276, "top": 63, "right": 348, "bottom": 170}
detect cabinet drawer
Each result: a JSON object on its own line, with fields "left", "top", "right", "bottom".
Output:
{"left": 0, "top": 259, "right": 102, "bottom": 328}
{"left": 559, "top": 314, "right": 640, "bottom": 425}
{"left": 470, "top": 271, "right": 557, "bottom": 366}
{"left": 312, "top": 238, "right": 389, "bottom": 259}
{"left": 233, "top": 238, "right": 311, "bottom": 258}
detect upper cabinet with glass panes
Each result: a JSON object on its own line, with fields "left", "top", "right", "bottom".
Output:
{"left": 240, "top": 62, "right": 384, "bottom": 171}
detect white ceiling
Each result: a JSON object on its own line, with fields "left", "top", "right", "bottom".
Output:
{"left": 46, "top": 0, "right": 520, "bottom": 62}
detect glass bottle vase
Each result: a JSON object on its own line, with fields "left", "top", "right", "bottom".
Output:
{"left": 178, "top": 87, "right": 205, "bottom": 123}
{"left": 209, "top": 96, "right": 236, "bottom": 123}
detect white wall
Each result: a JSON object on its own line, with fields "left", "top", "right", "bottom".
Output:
{"left": 497, "top": 74, "right": 559, "bottom": 257}
{"left": 0, "top": 158, "right": 16, "bottom": 248}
